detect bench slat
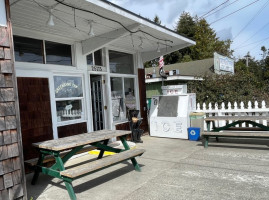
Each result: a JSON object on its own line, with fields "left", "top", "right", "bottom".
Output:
{"left": 202, "top": 131, "right": 269, "bottom": 137}
{"left": 205, "top": 116, "right": 269, "bottom": 121}
{"left": 25, "top": 145, "right": 96, "bottom": 166}
{"left": 60, "top": 148, "right": 145, "bottom": 178}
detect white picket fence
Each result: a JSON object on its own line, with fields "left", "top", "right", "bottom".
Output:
{"left": 195, "top": 101, "right": 269, "bottom": 131}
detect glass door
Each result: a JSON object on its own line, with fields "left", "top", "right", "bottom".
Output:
{"left": 90, "top": 75, "right": 104, "bottom": 131}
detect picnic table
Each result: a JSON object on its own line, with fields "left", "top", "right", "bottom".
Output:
{"left": 29, "top": 129, "right": 145, "bottom": 200}
{"left": 201, "top": 116, "right": 269, "bottom": 148}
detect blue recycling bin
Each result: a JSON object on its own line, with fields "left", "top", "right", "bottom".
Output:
{"left": 188, "top": 127, "right": 200, "bottom": 141}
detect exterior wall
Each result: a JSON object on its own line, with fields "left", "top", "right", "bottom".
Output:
{"left": 13, "top": 29, "right": 142, "bottom": 138}
{"left": 0, "top": 0, "right": 26, "bottom": 199}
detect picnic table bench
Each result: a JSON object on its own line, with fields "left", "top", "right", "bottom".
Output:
{"left": 28, "top": 129, "right": 145, "bottom": 200}
{"left": 201, "top": 116, "right": 269, "bottom": 148}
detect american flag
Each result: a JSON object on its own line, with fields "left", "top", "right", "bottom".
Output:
{"left": 159, "top": 56, "right": 164, "bottom": 74}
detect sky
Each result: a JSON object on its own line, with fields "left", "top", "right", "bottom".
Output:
{"left": 109, "top": 0, "right": 269, "bottom": 61}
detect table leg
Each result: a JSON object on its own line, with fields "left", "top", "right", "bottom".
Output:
{"left": 119, "top": 136, "right": 141, "bottom": 172}
{"left": 64, "top": 178, "right": 77, "bottom": 200}
{"left": 31, "top": 152, "right": 45, "bottom": 185}
{"left": 207, "top": 122, "right": 211, "bottom": 132}
{"left": 204, "top": 137, "right": 209, "bottom": 148}
{"left": 97, "top": 139, "right": 109, "bottom": 159}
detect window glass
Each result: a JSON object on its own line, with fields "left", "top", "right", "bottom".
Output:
{"left": 45, "top": 41, "right": 72, "bottom": 66}
{"left": 56, "top": 100, "right": 82, "bottom": 122}
{"left": 86, "top": 53, "right": 93, "bottom": 65}
{"left": 124, "top": 78, "right": 136, "bottom": 110}
{"left": 109, "top": 50, "right": 134, "bottom": 74}
{"left": 54, "top": 76, "right": 83, "bottom": 98}
{"left": 111, "top": 77, "right": 124, "bottom": 121}
{"left": 94, "top": 49, "right": 102, "bottom": 66}
{"left": 14, "top": 36, "right": 43, "bottom": 63}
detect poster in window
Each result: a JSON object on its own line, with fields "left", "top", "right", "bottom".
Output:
{"left": 112, "top": 98, "right": 121, "bottom": 117}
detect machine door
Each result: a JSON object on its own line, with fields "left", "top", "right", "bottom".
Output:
{"left": 90, "top": 75, "right": 104, "bottom": 131}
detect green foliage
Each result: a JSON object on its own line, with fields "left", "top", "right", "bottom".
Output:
{"left": 175, "top": 12, "right": 196, "bottom": 39}
{"left": 165, "top": 12, "right": 233, "bottom": 65}
{"left": 153, "top": 15, "right": 161, "bottom": 25}
{"left": 188, "top": 71, "right": 269, "bottom": 106}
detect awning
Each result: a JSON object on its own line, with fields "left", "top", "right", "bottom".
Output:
{"left": 10, "top": 0, "right": 195, "bottom": 62}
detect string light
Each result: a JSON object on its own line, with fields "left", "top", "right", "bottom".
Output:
{"left": 53, "top": 0, "right": 173, "bottom": 44}
{"left": 88, "top": 21, "right": 95, "bottom": 37}
{"left": 157, "top": 42, "right": 161, "bottom": 53}
{"left": 47, "top": 9, "right": 55, "bottom": 26}
{"left": 139, "top": 37, "right": 143, "bottom": 49}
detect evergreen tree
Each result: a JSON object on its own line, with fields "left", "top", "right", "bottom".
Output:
{"left": 153, "top": 15, "right": 161, "bottom": 25}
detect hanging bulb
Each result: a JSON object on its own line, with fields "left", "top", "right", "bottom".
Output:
{"left": 139, "top": 37, "right": 143, "bottom": 49}
{"left": 47, "top": 9, "right": 54, "bottom": 26}
{"left": 89, "top": 21, "right": 95, "bottom": 37}
{"left": 157, "top": 42, "right": 161, "bottom": 53}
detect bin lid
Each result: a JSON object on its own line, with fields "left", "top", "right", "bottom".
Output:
{"left": 189, "top": 112, "right": 205, "bottom": 116}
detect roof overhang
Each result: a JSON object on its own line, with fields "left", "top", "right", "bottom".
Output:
{"left": 146, "top": 76, "right": 203, "bottom": 83}
{"left": 10, "top": 0, "right": 195, "bottom": 62}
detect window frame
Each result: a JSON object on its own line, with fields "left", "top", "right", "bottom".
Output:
{"left": 110, "top": 75, "right": 138, "bottom": 122}
{"left": 86, "top": 49, "right": 103, "bottom": 67}
{"left": 108, "top": 50, "right": 134, "bottom": 75}
{"left": 13, "top": 35, "right": 73, "bottom": 67}
{"left": 53, "top": 74, "right": 86, "bottom": 127}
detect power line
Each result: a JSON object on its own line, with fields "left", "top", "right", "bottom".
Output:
{"left": 200, "top": 0, "right": 230, "bottom": 18}
{"left": 235, "top": 21, "right": 269, "bottom": 49}
{"left": 53, "top": 0, "right": 173, "bottom": 44}
{"left": 233, "top": 0, "right": 269, "bottom": 40}
{"left": 204, "top": 0, "right": 240, "bottom": 19}
{"left": 250, "top": 37, "right": 269, "bottom": 52}
{"left": 210, "top": 0, "right": 261, "bottom": 25}
{"left": 234, "top": 35, "right": 269, "bottom": 50}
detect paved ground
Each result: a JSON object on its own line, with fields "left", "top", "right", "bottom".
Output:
{"left": 26, "top": 135, "right": 269, "bottom": 200}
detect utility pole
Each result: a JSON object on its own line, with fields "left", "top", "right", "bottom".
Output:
{"left": 244, "top": 53, "right": 251, "bottom": 67}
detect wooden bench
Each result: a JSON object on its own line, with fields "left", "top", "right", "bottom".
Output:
{"left": 60, "top": 148, "right": 145, "bottom": 178}
{"left": 202, "top": 131, "right": 269, "bottom": 148}
{"left": 30, "top": 130, "right": 145, "bottom": 200}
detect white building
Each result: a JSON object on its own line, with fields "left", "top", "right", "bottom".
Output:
{"left": 8, "top": 0, "right": 195, "bottom": 160}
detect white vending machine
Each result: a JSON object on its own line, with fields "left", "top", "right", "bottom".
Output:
{"left": 149, "top": 89, "right": 196, "bottom": 139}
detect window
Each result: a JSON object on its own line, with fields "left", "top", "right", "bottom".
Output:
{"left": 45, "top": 41, "right": 72, "bottom": 66}
{"left": 109, "top": 50, "right": 134, "bottom": 74}
{"left": 14, "top": 36, "right": 43, "bottom": 63}
{"left": 111, "top": 77, "right": 136, "bottom": 121}
{"left": 86, "top": 49, "right": 102, "bottom": 66}
{"left": 13, "top": 35, "right": 72, "bottom": 66}
{"left": 54, "top": 76, "right": 84, "bottom": 123}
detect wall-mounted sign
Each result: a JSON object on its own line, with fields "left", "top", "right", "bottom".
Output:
{"left": 0, "top": 0, "right": 7, "bottom": 27}
{"left": 214, "top": 52, "right": 234, "bottom": 74}
{"left": 88, "top": 65, "right": 107, "bottom": 72}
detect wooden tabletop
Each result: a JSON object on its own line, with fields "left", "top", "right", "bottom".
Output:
{"left": 205, "top": 116, "right": 269, "bottom": 121}
{"left": 32, "top": 129, "right": 130, "bottom": 151}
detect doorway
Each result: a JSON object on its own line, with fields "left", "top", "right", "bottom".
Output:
{"left": 90, "top": 75, "right": 105, "bottom": 131}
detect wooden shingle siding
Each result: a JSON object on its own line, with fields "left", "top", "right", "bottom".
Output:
{"left": 0, "top": 0, "right": 27, "bottom": 199}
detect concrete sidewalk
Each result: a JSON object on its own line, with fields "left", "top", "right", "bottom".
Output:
{"left": 26, "top": 135, "right": 269, "bottom": 200}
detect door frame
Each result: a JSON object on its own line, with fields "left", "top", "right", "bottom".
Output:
{"left": 89, "top": 73, "right": 108, "bottom": 130}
